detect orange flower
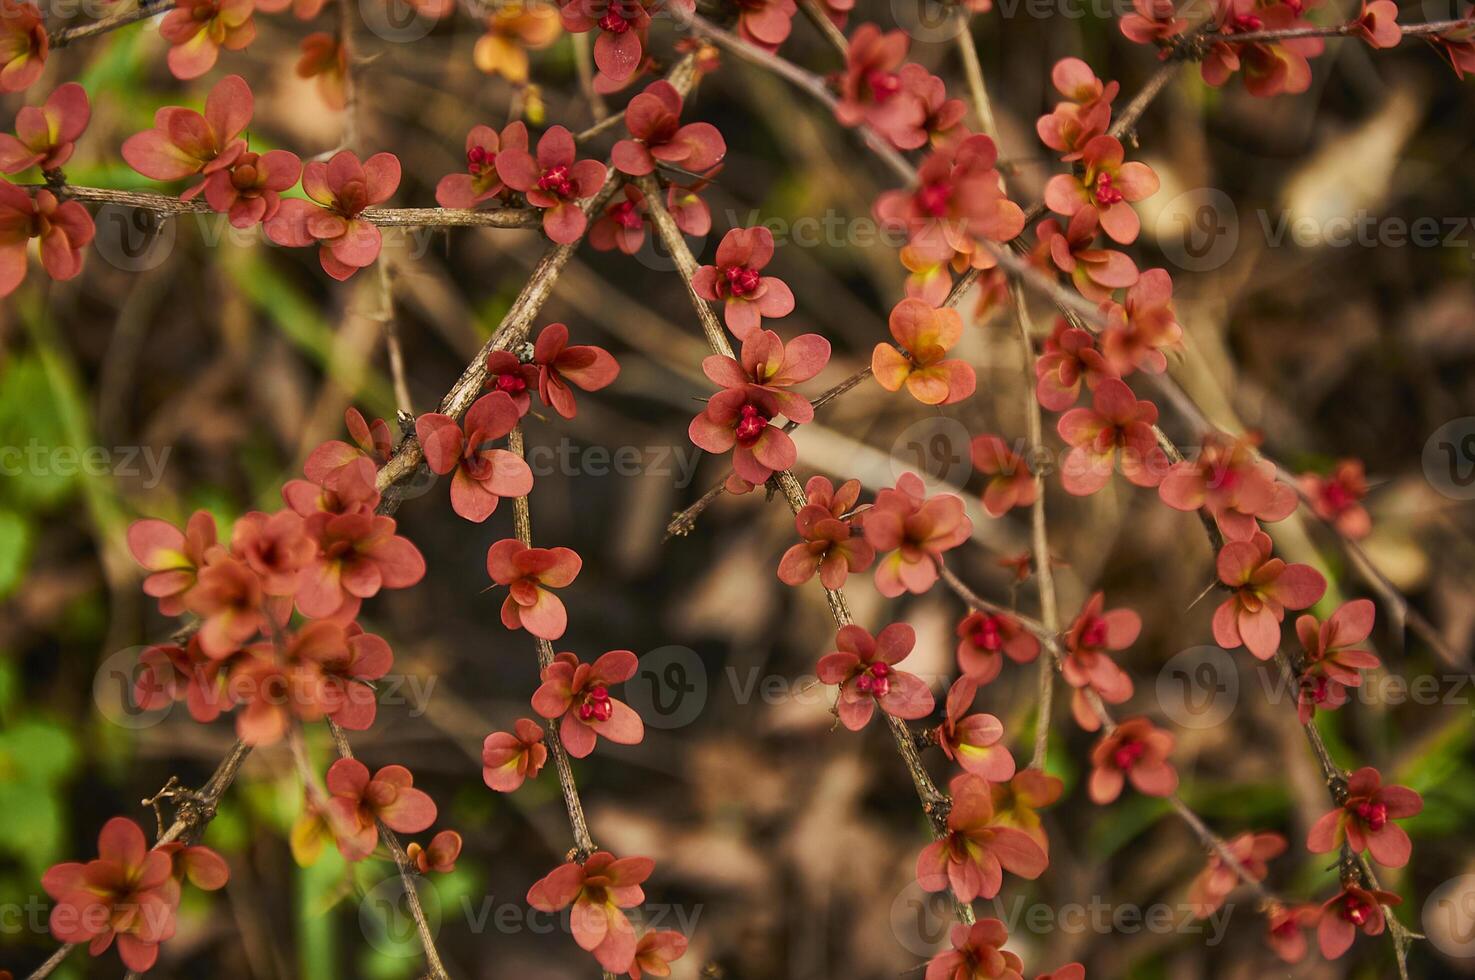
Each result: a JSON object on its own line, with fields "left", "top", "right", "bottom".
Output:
{"left": 872, "top": 298, "right": 975, "bottom": 405}
{"left": 475, "top": 2, "right": 562, "bottom": 84}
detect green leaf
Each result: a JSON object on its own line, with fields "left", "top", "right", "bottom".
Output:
{"left": 0, "top": 510, "right": 31, "bottom": 598}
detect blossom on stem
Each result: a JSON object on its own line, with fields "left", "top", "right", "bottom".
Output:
{"left": 159, "top": 0, "right": 257, "bottom": 80}
{"left": 1035, "top": 57, "right": 1117, "bottom": 162}
{"left": 1062, "top": 592, "right": 1138, "bottom": 730}
{"left": 777, "top": 476, "right": 873, "bottom": 589}
{"left": 989, "top": 769, "right": 1062, "bottom": 855}
{"left": 1316, "top": 883, "right": 1400, "bottom": 959}
{"left": 474, "top": 1, "right": 561, "bottom": 83}
{"left": 872, "top": 299, "right": 975, "bottom": 406}
{"left": 934, "top": 676, "right": 1016, "bottom": 781}
{"left": 1043, "top": 135, "right": 1159, "bottom": 244}
{"left": 628, "top": 929, "right": 687, "bottom": 979}
{"left": 295, "top": 33, "right": 346, "bottom": 109}
{"left": 1298, "top": 459, "right": 1370, "bottom": 539}
{"left": 1307, "top": 766, "right": 1422, "bottom": 868}
{"left": 1295, "top": 599, "right": 1380, "bottom": 722}
{"left": 612, "top": 80, "right": 725, "bottom": 176}
{"left": 863, "top": 472, "right": 971, "bottom": 596}
{"left": 482, "top": 717, "right": 548, "bottom": 791}
{"left": 691, "top": 226, "right": 795, "bottom": 339}
{"left": 408, "top": 831, "right": 462, "bottom": 873}
{"left": 531, "top": 321, "right": 620, "bottom": 418}
{"left": 1034, "top": 320, "right": 1115, "bottom": 411}
{"left": 0, "top": 183, "right": 94, "bottom": 295}
{"left": 127, "top": 511, "right": 219, "bottom": 616}
{"left": 416, "top": 392, "right": 533, "bottom": 522}
{"left": 817, "top": 623, "right": 935, "bottom": 730}
{"left": 0, "top": 0, "right": 47, "bottom": 93}
{"left": 435, "top": 121, "right": 528, "bottom": 209}
{"left": 526, "top": 851, "right": 655, "bottom": 972}
{"left": 1157, "top": 432, "right": 1296, "bottom": 539}
{"left": 122, "top": 75, "right": 253, "bottom": 199}
{"left": 531, "top": 650, "right": 644, "bottom": 757}
{"left": 1056, "top": 378, "right": 1169, "bottom": 494}
{"left": 265, "top": 151, "right": 402, "bottom": 280}
{"left": 325, "top": 758, "right": 437, "bottom": 861}
{"left": 0, "top": 83, "right": 89, "bottom": 173}
{"left": 296, "top": 509, "right": 425, "bottom": 620}
{"left": 1187, "top": 831, "right": 1285, "bottom": 917}
{"left": 915, "top": 773, "right": 1048, "bottom": 902}
{"left": 924, "top": 918, "right": 1025, "bottom": 980}
{"left": 970, "top": 434, "right": 1037, "bottom": 517}
{"left": 1211, "top": 530, "right": 1326, "bottom": 659}
{"left": 1087, "top": 716, "right": 1177, "bottom": 803}
{"left": 1265, "top": 901, "right": 1318, "bottom": 963}
{"left": 486, "top": 538, "right": 582, "bottom": 639}
{"left": 1200, "top": 0, "right": 1325, "bottom": 98}
{"left": 1034, "top": 211, "right": 1138, "bottom": 302}
{"left": 955, "top": 611, "right": 1038, "bottom": 684}
{"left": 497, "top": 124, "right": 607, "bottom": 243}
{"left": 1099, "top": 268, "right": 1182, "bottom": 376}
{"left": 688, "top": 386, "right": 797, "bottom": 487}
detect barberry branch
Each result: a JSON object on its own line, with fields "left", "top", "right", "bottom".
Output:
{"left": 1193, "top": 16, "right": 1470, "bottom": 47}
{"left": 24, "top": 740, "right": 252, "bottom": 980}
{"left": 47, "top": 0, "right": 171, "bottom": 47}
{"left": 326, "top": 720, "right": 452, "bottom": 980}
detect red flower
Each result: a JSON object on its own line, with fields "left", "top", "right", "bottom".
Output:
{"left": 482, "top": 717, "right": 548, "bottom": 791}
{"left": 408, "top": 830, "right": 462, "bottom": 874}
{"left": 295, "top": 32, "right": 347, "bottom": 109}
{"left": 1200, "top": 0, "right": 1325, "bottom": 98}
{"left": 735, "top": 0, "right": 796, "bottom": 52}
{"left": 304, "top": 407, "right": 393, "bottom": 492}
{"left": 1034, "top": 320, "right": 1115, "bottom": 411}
{"left": 1035, "top": 58, "right": 1117, "bottom": 162}
{"left": 989, "top": 769, "right": 1062, "bottom": 855}
{"left": 202, "top": 146, "right": 302, "bottom": 229}
{"left": 484, "top": 350, "right": 539, "bottom": 416}
{"left": 864, "top": 472, "right": 971, "bottom": 596}
{"left": 1099, "top": 268, "right": 1182, "bottom": 376}
{"left": 0, "top": 83, "right": 89, "bottom": 173}
{"left": 955, "top": 611, "right": 1039, "bottom": 684}
{"left": 1307, "top": 766, "right": 1422, "bottom": 868}
{"left": 777, "top": 476, "right": 874, "bottom": 589}
{"left": 1295, "top": 599, "right": 1380, "bottom": 722}
{"left": 0, "top": 183, "right": 94, "bottom": 296}
{"left": 1264, "top": 901, "right": 1317, "bottom": 962}
{"left": 531, "top": 321, "right": 621, "bottom": 418}
{"left": 123, "top": 75, "right": 253, "bottom": 199}
{"left": 0, "top": 0, "right": 47, "bottom": 94}
{"left": 916, "top": 773, "right": 1048, "bottom": 902}
{"left": 265, "top": 150, "right": 401, "bottom": 280}
{"left": 817, "top": 623, "right": 935, "bottom": 730}
{"left": 1211, "top": 530, "right": 1326, "bottom": 659}
{"left": 691, "top": 226, "right": 794, "bottom": 338}
{"left": 1187, "top": 831, "right": 1285, "bottom": 916}
{"left": 688, "top": 386, "right": 796, "bottom": 487}
{"left": 590, "top": 185, "right": 648, "bottom": 254}
{"left": 1120, "top": 0, "right": 1188, "bottom": 45}
{"left": 628, "top": 929, "right": 688, "bottom": 979}
{"left": 612, "top": 80, "right": 725, "bottom": 177}
{"left": 526, "top": 851, "right": 655, "bottom": 972}
{"left": 41, "top": 818, "right": 200, "bottom": 972}
{"left": 665, "top": 164, "right": 718, "bottom": 236}
{"left": 296, "top": 509, "right": 426, "bottom": 619}
{"left": 325, "top": 758, "right": 438, "bottom": 861}
{"left": 702, "top": 327, "right": 829, "bottom": 419}
{"left": 970, "top": 434, "right": 1037, "bottom": 517}
{"left": 159, "top": 0, "right": 257, "bottom": 80}
{"left": 885, "top": 64, "right": 967, "bottom": 151}
{"left": 872, "top": 299, "right": 975, "bottom": 406}
{"left": 1157, "top": 432, "right": 1297, "bottom": 540}
{"left": 486, "top": 538, "right": 582, "bottom": 639}
{"left": 1299, "top": 458, "right": 1370, "bottom": 539}
{"left": 1429, "top": 19, "right": 1475, "bottom": 79}
{"left": 231, "top": 509, "right": 315, "bottom": 595}
{"left": 1087, "top": 717, "right": 1177, "bottom": 804}
{"left": 416, "top": 391, "right": 534, "bottom": 522}
{"left": 1044, "top": 135, "right": 1159, "bottom": 244}
{"left": 1355, "top": 0, "right": 1401, "bottom": 47}
{"left": 1034, "top": 965, "right": 1085, "bottom": 980}
{"left": 436, "top": 121, "right": 528, "bottom": 208}
{"left": 531, "top": 650, "right": 644, "bottom": 757}
{"left": 925, "top": 918, "right": 1024, "bottom": 980}
{"left": 935, "top": 677, "right": 1016, "bottom": 781}
{"left": 1056, "top": 378, "right": 1168, "bottom": 495}
{"left": 127, "top": 511, "right": 219, "bottom": 616}
{"left": 184, "top": 555, "right": 265, "bottom": 658}
{"left": 134, "top": 635, "right": 235, "bottom": 724}
{"left": 497, "top": 125, "right": 607, "bottom": 243}
{"left": 1062, "top": 591, "right": 1138, "bottom": 730}
{"left": 1316, "top": 883, "right": 1400, "bottom": 960}
{"left": 1035, "top": 210, "right": 1138, "bottom": 302}
{"left": 874, "top": 135, "right": 1024, "bottom": 269}
{"left": 834, "top": 25, "right": 919, "bottom": 145}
